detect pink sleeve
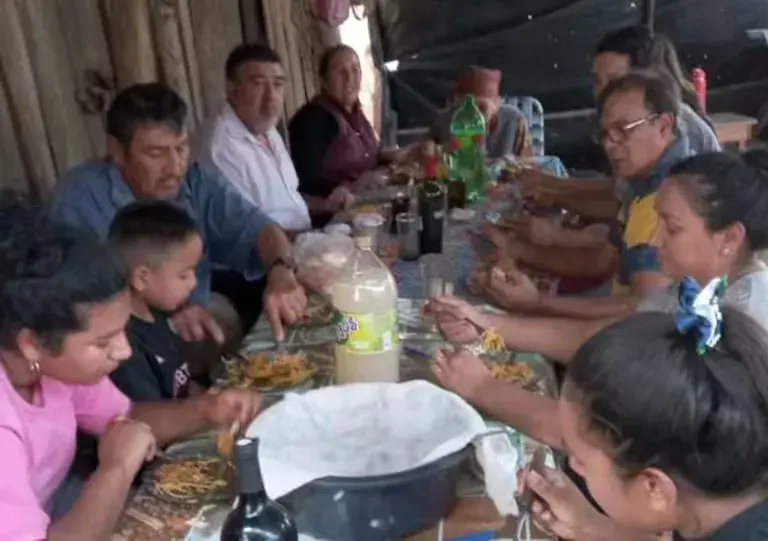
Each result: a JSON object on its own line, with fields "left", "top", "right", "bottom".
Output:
{"left": 0, "top": 427, "right": 50, "bottom": 541}
{"left": 71, "top": 378, "right": 131, "bottom": 435}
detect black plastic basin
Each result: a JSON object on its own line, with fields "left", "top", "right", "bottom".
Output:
{"left": 278, "top": 446, "right": 473, "bottom": 540}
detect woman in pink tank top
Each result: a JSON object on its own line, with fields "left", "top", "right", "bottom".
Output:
{"left": 0, "top": 195, "right": 262, "bottom": 540}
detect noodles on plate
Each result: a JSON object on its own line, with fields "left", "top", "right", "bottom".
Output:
{"left": 153, "top": 458, "right": 228, "bottom": 502}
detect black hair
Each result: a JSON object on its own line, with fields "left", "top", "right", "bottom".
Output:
{"left": 108, "top": 200, "right": 199, "bottom": 268}
{"left": 597, "top": 70, "right": 680, "bottom": 122}
{"left": 0, "top": 192, "right": 127, "bottom": 353}
{"left": 319, "top": 44, "right": 357, "bottom": 80}
{"left": 596, "top": 26, "right": 710, "bottom": 127}
{"left": 596, "top": 25, "right": 656, "bottom": 68}
{"left": 106, "top": 83, "right": 187, "bottom": 148}
{"left": 669, "top": 150, "right": 768, "bottom": 253}
{"left": 567, "top": 309, "right": 768, "bottom": 498}
{"left": 225, "top": 42, "right": 282, "bottom": 82}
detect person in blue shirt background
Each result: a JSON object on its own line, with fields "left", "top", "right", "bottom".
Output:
{"left": 48, "top": 83, "right": 306, "bottom": 378}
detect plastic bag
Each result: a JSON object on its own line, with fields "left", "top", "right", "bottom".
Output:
{"left": 294, "top": 232, "right": 355, "bottom": 295}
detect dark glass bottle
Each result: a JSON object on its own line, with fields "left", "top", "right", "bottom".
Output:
{"left": 220, "top": 438, "right": 298, "bottom": 541}
{"left": 418, "top": 179, "right": 446, "bottom": 254}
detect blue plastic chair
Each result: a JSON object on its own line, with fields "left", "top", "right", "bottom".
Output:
{"left": 503, "top": 95, "right": 545, "bottom": 156}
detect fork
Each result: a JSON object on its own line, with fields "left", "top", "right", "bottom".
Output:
{"left": 464, "top": 317, "right": 487, "bottom": 336}
{"left": 269, "top": 341, "right": 287, "bottom": 363}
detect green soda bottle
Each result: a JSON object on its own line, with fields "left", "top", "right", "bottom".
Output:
{"left": 448, "top": 95, "right": 488, "bottom": 203}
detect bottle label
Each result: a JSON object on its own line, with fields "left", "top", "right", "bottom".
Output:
{"left": 335, "top": 309, "right": 399, "bottom": 354}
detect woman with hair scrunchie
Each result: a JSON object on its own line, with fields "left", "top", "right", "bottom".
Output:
{"left": 521, "top": 280, "right": 768, "bottom": 539}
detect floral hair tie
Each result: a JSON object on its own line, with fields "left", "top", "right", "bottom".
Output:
{"left": 675, "top": 276, "right": 727, "bottom": 354}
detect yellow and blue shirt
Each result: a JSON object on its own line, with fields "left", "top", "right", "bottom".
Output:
{"left": 613, "top": 137, "right": 691, "bottom": 295}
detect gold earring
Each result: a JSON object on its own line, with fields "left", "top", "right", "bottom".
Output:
{"left": 28, "top": 358, "right": 40, "bottom": 377}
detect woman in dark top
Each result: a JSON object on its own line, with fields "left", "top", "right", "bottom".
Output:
{"left": 289, "top": 45, "right": 403, "bottom": 227}
{"left": 521, "top": 303, "right": 768, "bottom": 540}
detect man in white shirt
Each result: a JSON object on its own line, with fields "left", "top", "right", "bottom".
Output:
{"left": 198, "top": 43, "right": 312, "bottom": 232}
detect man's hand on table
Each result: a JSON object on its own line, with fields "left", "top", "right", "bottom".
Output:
{"left": 509, "top": 215, "right": 563, "bottom": 247}
{"left": 433, "top": 348, "right": 495, "bottom": 404}
{"left": 426, "top": 295, "right": 489, "bottom": 343}
{"left": 171, "top": 304, "right": 225, "bottom": 344}
{"left": 264, "top": 264, "right": 308, "bottom": 342}
{"left": 99, "top": 417, "right": 157, "bottom": 478}
{"left": 203, "top": 388, "right": 263, "bottom": 429}
{"left": 472, "top": 265, "right": 541, "bottom": 309}
{"left": 355, "top": 169, "right": 389, "bottom": 192}
{"left": 327, "top": 185, "right": 357, "bottom": 211}
{"left": 518, "top": 168, "right": 565, "bottom": 207}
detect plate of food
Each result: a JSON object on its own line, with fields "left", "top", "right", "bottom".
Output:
{"left": 486, "top": 360, "right": 535, "bottom": 386}
{"left": 295, "top": 294, "right": 336, "bottom": 327}
{"left": 145, "top": 438, "right": 232, "bottom": 506}
{"left": 222, "top": 351, "right": 320, "bottom": 393}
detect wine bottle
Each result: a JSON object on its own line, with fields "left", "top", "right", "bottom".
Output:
{"left": 220, "top": 438, "right": 298, "bottom": 541}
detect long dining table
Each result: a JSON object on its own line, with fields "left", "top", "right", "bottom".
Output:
{"left": 113, "top": 157, "right": 568, "bottom": 541}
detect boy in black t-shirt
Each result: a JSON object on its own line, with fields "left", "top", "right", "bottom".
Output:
{"left": 108, "top": 201, "right": 203, "bottom": 401}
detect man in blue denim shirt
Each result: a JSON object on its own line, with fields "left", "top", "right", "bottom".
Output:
{"left": 49, "top": 83, "right": 306, "bottom": 349}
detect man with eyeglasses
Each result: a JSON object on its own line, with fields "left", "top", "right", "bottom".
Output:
{"left": 477, "top": 70, "right": 682, "bottom": 319}
{"left": 598, "top": 71, "right": 688, "bottom": 298}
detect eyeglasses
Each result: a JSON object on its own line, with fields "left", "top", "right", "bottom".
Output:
{"left": 594, "top": 114, "right": 660, "bottom": 144}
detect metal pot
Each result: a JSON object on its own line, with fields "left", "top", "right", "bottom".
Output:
{"left": 278, "top": 446, "right": 473, "bottom": 541}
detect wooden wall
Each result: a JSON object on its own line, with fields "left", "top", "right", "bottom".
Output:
{"left": 0, "top": 0, "right": 338, "bottom": 197}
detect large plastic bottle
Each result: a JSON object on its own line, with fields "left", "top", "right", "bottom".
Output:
{"left": 449, "top": 95, "right": 488, "bottom": 202}
{"left": 330, "top": 236, "right": 400, "bottom": 384}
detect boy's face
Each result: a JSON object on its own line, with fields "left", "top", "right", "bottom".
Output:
{"left": 133, "top": 234, "right": 203, "bottom": 312}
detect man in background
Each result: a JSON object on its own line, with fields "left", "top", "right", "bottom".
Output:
{"left": 197, "top": 43, "right": 311, "bottom": 232}
{"left": 196, "top": 43, "right": 313, "bottom": 331}
{"left": 49, "top": 83, "right": 306, "bottom": 377}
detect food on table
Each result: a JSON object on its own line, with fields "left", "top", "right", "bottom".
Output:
{"left": 480, "top": 328, "right": 505, "bottom": 353}
{"left": 152, "top": 458, "right": 228, "bottom": 503}
{"left": 226, "top": 353, "right": 318, "bottom": 389}
{"left": 488, "top": 362, "right": 534, "bottom": 385}
{"left": 300, "top": 296, "right": 336, "bottom": 325}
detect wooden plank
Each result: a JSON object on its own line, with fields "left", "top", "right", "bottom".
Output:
{"left": 189, "top": 0, "right": 240, "bottom": 116}
{"left": 17, "top": 0, "right": 94, "bottom": 175}
{"left": 188, "top": 0, "right": 242, "bottom": 119}
{"left": 0, "top": 71, "right": 28, "bottom": 193}
{"left": 0, "top": 0, "right": 57, "bottom": 195}
{"left": 241, "top": 0, "right": 264, "bottom": 43}
{"left": 150, "top": 0, "right": 197, "bottom": 130}
{"left": 295, "top": 0, "right": 321, "bottom": 105}
{"left": 177, "top": 0, "right": 205, "bottom": 128}
{"left": 281, "top": 1, "right": 307, "bottom": 118}
{"left": 54, "top": 0, "right": 114, "bottom": 158}
{"left": 262, "top": 0, "right": 296, "bottom": 118}
{"left": 106, "top": 0, "right": 159, "bottom": 88}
